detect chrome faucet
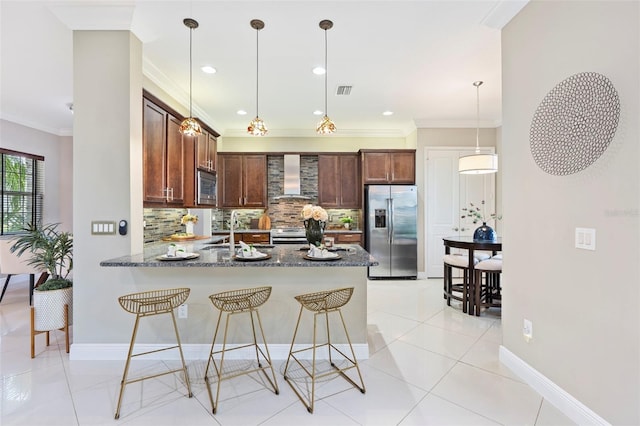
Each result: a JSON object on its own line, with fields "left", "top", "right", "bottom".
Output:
{"left": 229, "top": 210, "right": 238, "bottom": 255}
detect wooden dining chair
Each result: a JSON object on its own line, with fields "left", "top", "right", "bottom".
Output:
{"left": 0, "top": 238, "right": 48, "bottom": 305}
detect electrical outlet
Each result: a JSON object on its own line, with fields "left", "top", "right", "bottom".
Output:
{"left": 523, "top": 319, "right": 533, "bottom": 342}
{"left": 178, "top": 304, "right": 188, "bottom": 319}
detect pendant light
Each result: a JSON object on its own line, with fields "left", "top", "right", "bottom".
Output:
{"left": 316, "top": 19, "right": 336, "bottom": 135}
{"left": 247, "top": 19, "right": 268, "bottom": 136}
{"left": 458, "top": 81, "right": 498, "bottom": 174}
{"left": 179, "top": 18, "right": 202, "bottom": 136}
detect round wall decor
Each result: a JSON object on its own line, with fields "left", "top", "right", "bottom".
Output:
{"left": 529, "top": 72, "right": 620, "bottom": 176}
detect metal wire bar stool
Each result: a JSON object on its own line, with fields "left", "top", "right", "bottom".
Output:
{"left": 283, "top": 287, "right": 365, "bottom": 413}
{"left": 114, "top": 288, "right": 192, "bottom": 420}
{"left": 204, "top": 286, "right": 279, "bottom": 414}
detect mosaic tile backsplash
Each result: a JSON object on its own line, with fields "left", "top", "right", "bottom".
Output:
{"left": 143, "top": 154, "right": 361, "bottom": 243}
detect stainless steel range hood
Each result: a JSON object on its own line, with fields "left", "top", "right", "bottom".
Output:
{"left": 274, "top": 154, "right": 311, "bottom": 200}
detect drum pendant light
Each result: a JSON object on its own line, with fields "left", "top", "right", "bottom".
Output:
{"left": 316, "top": 19, "right": 336, "bottom": 135}
{"left": 459, "top": 81, "right": 498, "bottom": 174}
{"left": 247, "top": 19, "right": 268, "bottom": 136}
{"left": 179, "top": 18, "right": 202, "bottom": 136}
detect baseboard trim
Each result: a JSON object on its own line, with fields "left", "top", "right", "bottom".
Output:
{"left": 70, "top": 343, "right": 369, "bottom": 362}
{"left": 499, "top": 345, "right": 610, "bottom": 426}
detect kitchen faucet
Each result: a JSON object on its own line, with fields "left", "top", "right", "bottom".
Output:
{"left": 229, "top": 210, "right": 238, "bottom": 255}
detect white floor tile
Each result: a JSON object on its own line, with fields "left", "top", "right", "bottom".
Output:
{"left": 535, "top": 399, "right": 577, "bottom": 425}
{"left": 398, "top": 322, "right": 479, "bottom": 360}
{"left": 432, "top": 362, "right": 543, "bottom": 425}
{"left": 399, "top": 393, "right": 501, "bottom": 425}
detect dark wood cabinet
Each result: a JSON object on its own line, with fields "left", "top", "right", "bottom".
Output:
{"left": 318, "top": 154, "right": 360, "bottom": 208}
{"left": 196, "top": 130, "right": 217, "bottom": 172}
{"left": 325, "top": 231, "right": 362, "bottom": 246}
{"left": 143, "top": 98, "right": 184, "bottom": 205}
{"left": 241, "top": 232, "right": 270, "bottom": 244}
{"left": 218, "top": 154, "right": 267, "bottom": 208}
{"left": 360, "top": 150, "right": 415, "bottom": 184}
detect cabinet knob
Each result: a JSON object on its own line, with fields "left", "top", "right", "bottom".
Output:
{"left": 453, "top": 227, "right": 459, "bottom": 232}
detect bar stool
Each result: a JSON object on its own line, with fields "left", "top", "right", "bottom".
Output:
{"left": 474, "top": 258, "right": 502, "bottom": 316}
{"left": 204, "top": 286, "right": 279, "bottom": 414}
{"left": 283, "top": 287, "right": 365, "bottom": 413}
{"left": 115, "top": 288, "right": 192, "bottom": 420}
{"left": 443, "top": 254, "right": 478, "bottom": 314}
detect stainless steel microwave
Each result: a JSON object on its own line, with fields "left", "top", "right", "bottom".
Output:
{"left": 197, "top": 170, "right": 217, "bottom": 205}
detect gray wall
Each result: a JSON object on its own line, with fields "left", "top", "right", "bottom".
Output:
{"left": 502, "top": 1, "right": 639, "bottom": 424}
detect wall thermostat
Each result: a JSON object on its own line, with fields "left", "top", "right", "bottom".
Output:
{"left": 118, "top": 220, "right": 127, "bottom": 236}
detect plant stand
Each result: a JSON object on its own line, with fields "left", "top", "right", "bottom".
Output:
{"left": 30, "top": 287, "right": 72, "bottom": 358}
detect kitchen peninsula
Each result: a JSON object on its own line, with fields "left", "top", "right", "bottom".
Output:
{"left": 97, "top": 242, "right": 377, "bottom": 361}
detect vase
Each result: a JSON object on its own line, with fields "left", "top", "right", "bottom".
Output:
{"left": 304, "top": 219, "right": 325, "bottom": 247}
{"left": 33, "top": 286, "right": 73, "bottom": 331}
{"left": 473, "top": 222, "right": 497, "bottom": 242}
{"left": 185, "top": 222, "right": 194, "bottom": 235}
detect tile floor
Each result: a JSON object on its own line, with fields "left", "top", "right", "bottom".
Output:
{"left": 0, "top": 276, "right": 576, "bottom": 425}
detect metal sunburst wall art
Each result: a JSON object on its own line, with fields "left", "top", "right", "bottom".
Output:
{"left": 529, "top": 72, "right": 620, "bottom": 176}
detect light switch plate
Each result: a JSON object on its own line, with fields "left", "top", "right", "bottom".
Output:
{"left": 575, "top": 227, "right": 596, "bottom": 250}
{"left": 91, "top": 221, "right": 116, "bottom": 235}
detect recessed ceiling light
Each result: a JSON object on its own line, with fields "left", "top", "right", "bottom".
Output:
{"left": 382, "top": 111, "right": 394, "bottom": 116}
{"left": 312, "top": 66, "right": 326, "bottom": 75}
{"left": 313, "top": 110, "right": 324, "bottom": 116}
{"left": 201, "top": 65, "right": 217, "bottom": 74}
{"left": 237, "top": 110, "right": 247, "bottom": 115}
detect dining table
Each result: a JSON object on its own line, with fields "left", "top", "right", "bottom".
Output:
{"left": 442, "top": 236, "right": 502, "bottom": 315}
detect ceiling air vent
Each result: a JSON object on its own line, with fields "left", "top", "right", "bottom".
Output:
{"left": 336, "top": 85, "right": 352, "bottom": 96}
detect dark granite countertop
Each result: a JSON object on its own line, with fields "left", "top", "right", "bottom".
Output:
{"left": 100, "top": 242, "right": 377, "bottom": 268}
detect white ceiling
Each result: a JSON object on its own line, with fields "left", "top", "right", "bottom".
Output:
{"left": 0, "top": 1, "right": 528, "bottom": 138}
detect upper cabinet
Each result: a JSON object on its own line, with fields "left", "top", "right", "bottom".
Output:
{"left": 218, "top": 153, "right": 267, "bottom": 208}
{"left": 360, "top": 149, "right": 416, "bottom": 184}
{"left": 143, "top": 90, "right": 219, "bottom": 208}
{"left": 318, "top": 154, "right": 360, "bottom": 208}
{"left": 196, "top": 129, "right": 217, "bottom": 172}
{"left": 143, "top": 97, "right": 184, "bottom": 206}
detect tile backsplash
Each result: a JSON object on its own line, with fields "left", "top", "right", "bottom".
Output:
{"left": 143, "top": 154, "right": 361, "bottom": 243}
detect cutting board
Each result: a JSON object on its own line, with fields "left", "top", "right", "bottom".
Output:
{"left": 258, "top": 213, "right": 271, "bottom": 230}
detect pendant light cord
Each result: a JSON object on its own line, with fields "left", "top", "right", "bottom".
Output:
{"left": 474, "top": 81, "right": 483, "bottom": 154}
{"left": 189, "top": 26, "right": 193, "bottom": 117}
{"left": 324, "top": 28, "right": 328, "bottom": 117}
{"left": 256, "top": 26, "right": 259, "bottom": 118}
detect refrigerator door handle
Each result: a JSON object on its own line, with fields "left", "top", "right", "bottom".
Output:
{"left": 389, "top": 198, "right": 394, "bottom": 244}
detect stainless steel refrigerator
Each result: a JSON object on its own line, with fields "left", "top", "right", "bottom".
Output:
{"left": 365, "top": 185, "right": 418, "bottom": 279}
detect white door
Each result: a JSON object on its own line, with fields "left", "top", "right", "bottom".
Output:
{"left": 425, "top": 148, "right": 495, "bottom": 277}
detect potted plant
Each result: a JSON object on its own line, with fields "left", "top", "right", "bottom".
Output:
{"left": 11, "top": 223, "right": 73, "bottom": 354}
{"left": 340, "top": 216, "right": 354, "bottom": 229}
{"left": 461, "top": 201, "right": 502, "bottom": 242}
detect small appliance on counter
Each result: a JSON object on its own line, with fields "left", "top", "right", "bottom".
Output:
{"left": 365, "top": 185, "right": 417, "bottom": 279}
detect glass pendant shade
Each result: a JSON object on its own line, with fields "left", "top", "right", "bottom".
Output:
{"left": 247, "top": 116, "right": 268, "bottom": 136}
{"left": 316, "top": 115, "right": 336, "bottom": 134}
{"left": 180, "top": 18, "right": 202, "bottom": 136}
{"left": 458, "top": 80, "right": 497, "bottom": 174}
{"left": 179, "top": 117, "right": 202, "bottom": 136}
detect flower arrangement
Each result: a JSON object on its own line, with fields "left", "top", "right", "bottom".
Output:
{"left": 301, "top": 204, "right": 328, "bottom": 222}
{"left": 461, "top": 200, "right": 502, "bottom": 224}
{"left": 181, "top": 214, "right": 198, "bottom": 224}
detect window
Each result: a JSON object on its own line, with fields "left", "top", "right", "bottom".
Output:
{"left": 1, "top": 149, "right": 44, "bottom": 235}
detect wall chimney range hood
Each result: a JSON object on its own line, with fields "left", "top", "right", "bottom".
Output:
{"left": 273, "top": 154, "right": 311, "bottom": 200}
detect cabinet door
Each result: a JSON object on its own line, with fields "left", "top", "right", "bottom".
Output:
{"left": 219, "top": 154, "right": 244, "bottom": 207}
{"left": 207, "top": 133, "right": 217, "bottom": 172}
{"left": 362, "top": 152, "right": 391, "bottom": 183}
{"left": 166, "top": 115, "right": 184, "bottom": 204}
{"left": 143, "top": 100, "right": 168, "bottom": 203}
{"left": 389, "top": 151, "right": 415, "bottom": 183}
{"left": 243, "top": 155, "right": 267, "bottom": 207}
{"left": 242, "top": 232, "right": 270, "bottom": 244}
{"left": 339, "top": 154, "right": 360, "bottom": 207}
{"left": 318, "top": 155, "right": 340, "bottom": 207}
{"left": 196, "top": 129, "right": 210, "bottom": 170}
